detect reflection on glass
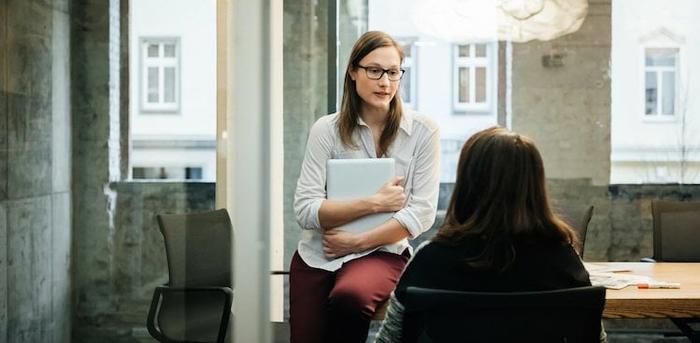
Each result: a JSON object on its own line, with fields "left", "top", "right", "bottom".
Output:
{"left": 645, "top": 48, "right": 677, "bottom": 67}
{"left": 148, "top": 44, "right": 159, "bottom": 57}
{"left": 475, "top": 67, "right": 486, "bottom": 103}
{"left": 459, "top": 44, "right": 470, "bottom": 57}
{"left": 164, "top": 67, "right": 176, "bottom": 103}
{"left": 148, "top": 67, "right": 159, "bottom": 103}
{"left": 662, "top": 71, "right": 675, "bottom": 115}
{"left": 401, "top": 67, "right": 411, "bottom": 103}
{"left": 164, "top": 43, "right": 176, "bottom": 57}
{"left": 459, "top": 67, "right": 470, "bottom": 103}
{"left": 475, "top": 43, "right": 487, "bottom": 57}
{"left": 645, "top": 71, "right": 656, "bottom": 115}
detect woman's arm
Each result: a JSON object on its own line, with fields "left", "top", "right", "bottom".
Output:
{"left": 322, "top": 219, "right": 410, "bottom": 259}
{"left": 392, "top": 128, "right": 441, "bottom": 239}
{"left": 318, "top": 176, "right": 406, "bottom": 229}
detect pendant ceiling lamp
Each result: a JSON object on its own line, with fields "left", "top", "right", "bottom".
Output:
{"left": 412, "top": 0, "right": 589, "bottom": 42}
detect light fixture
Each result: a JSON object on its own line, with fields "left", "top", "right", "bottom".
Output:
{"left": 412, "top": 0, "right": 588, "bottom": 42}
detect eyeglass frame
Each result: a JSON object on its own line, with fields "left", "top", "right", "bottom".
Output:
{"left": 354, "top": 64, "right": 405, "bottom": 81}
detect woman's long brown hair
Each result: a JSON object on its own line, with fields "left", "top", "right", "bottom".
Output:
{"left": 338, "top": 31, "right": 404, "bottom": 157}
{"left": 433, "top": 127, "right": 578, "bottom": 271}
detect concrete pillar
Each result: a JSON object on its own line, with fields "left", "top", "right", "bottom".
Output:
{"left": 282, "top": 0, "right": 331, "bottom": 265}
{"left": 70, "top": 0, "right": 121, "bottom": 340}
{"left": 0, "top": 0, "right": 72, "bottom": 342}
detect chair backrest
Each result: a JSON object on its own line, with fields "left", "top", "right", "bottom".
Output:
{"left": 651, "top": 200, "right": 700, "bottom": 262}
{"left": 158, "top": 208, "right": 233, "bottom": 287}
{"left": 155, "top": 209, "right": 234, "bottom": 342}
{"left": 402, "top": 286, "right": 606, "bottom": 343}
{"left": 557, "top": 205, "right": 594, "bottom": 257}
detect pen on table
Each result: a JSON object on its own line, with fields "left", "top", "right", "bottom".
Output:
{"left": 636, "top": 282, "right": 681, "bottom": 289}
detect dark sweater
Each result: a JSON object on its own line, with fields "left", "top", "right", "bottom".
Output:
{"left": 395, "top": 239, "right": 591, "bottom": 303}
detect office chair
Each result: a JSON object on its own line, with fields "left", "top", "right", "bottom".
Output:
{"left": 649, "top": 200, "right": 700, "bottom": 341}
{"left": 650, "top": 200, "right": 700, "bottom": 262}
{"left": 147, "top": 209, "right": 234, "bottom": 343}
{"left": 558, "top": 205, "right": 594, "bottom": 257}
{"left": 401, "top": 286, "right": 606, "bottom": 343}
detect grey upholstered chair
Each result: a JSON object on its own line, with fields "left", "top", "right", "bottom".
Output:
{"left": 557, "top": 205, "right": 594, "bottom": 257}
{"left": 651, "top": 200, "right": 700, "bottom": 262}
{"left": 147, "top": 209, "right": 234, "bottom": 343}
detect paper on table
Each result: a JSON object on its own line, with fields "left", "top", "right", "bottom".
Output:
{"left": 584, "top": 262, "right": 632, "bottom": 273}
{"left": 589, "top": 272, "right": 651, "bottom": 290}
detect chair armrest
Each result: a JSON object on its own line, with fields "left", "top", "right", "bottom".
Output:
{"left": 147, "top": 285, "right": 233, "bottom": 343}
{"left": 640, "top": 257, "right": 657, "bottom": 263}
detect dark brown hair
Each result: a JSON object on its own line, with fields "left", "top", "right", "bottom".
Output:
{"left": 433, "top": 126, "right": 578, "bottom": 271}
{"left": 338, "top": 31, "right": 404, "bottom": 157}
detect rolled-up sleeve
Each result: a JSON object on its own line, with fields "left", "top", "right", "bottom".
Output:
{"left": 393, "top": 128, "right": 440, "bottom": 239}
{"left": 294, "top": 117, "right": 334, "bottom": 231}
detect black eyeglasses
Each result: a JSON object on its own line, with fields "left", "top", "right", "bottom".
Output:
{"left": 355, "top": 65, "right": 405, "bottom": 81}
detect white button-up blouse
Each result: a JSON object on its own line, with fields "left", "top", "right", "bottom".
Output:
{"left": 293, "top": 110, "right": 441, "bottom": 271}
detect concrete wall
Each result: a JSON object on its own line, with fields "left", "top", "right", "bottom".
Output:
{"left": 282, "top": 0, "right": 333, "bottom": 268}
{"left": 511, "top": 0, "right": 612, "bottom": 186}
{"left": 0, "top": 0, "right": 72, "bottom": 342}
{"left": 71, "top": 0, "right": 119, "bottom": 341}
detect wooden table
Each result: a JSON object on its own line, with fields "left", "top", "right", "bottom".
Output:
{"left": 596, "top": 262, "right": 700, "bottom": 342}
{"left": 598, "top": 262, "right": 700, "bottom": 319}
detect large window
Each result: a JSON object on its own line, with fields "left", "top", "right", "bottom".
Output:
{"left": 399, "top": 39, "right": 417, "bottom": 108}
{"left": 644, "top": 47, "right": 678, "bottom": 118}
{"left": 141, "top": 38, "right": 180, "bottom": 113}
{"left": 129, "top": 0, "right": 217, "bottom": 182}
{"left": 453, "top": 43, "right": 494, "bottom": 113}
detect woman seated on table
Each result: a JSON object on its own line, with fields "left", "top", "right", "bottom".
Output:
{"left": 374, "top": 126, "right": 606, "bottom": 343}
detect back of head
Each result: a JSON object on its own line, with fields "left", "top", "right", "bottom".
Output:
{"left": 434, "top": 126, "right": 577, "bottom": 270}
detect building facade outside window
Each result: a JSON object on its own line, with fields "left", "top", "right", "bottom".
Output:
{"left": 141, "top": 37, "right": 180, "bottom": 113}
{"left": 644, "top": 47, "right": 678, "bottom": 118}
{"left": 453, "top": 43, "right": 495, "bottom": 113}
{"left": 399, "top": 39, "right": 417, "bottom": 108}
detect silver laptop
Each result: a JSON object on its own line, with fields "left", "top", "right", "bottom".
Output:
{"left": 326, "top": 158, "right": 396, "bottom": 234}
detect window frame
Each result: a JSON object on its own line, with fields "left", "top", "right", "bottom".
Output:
{"left": 452, "top": 42, "right": 496, "bottom": 114}
{"left": 641, "top": 46, "right": 679, "bottom": 122}
{"left": 398, "top": 38, "right": 418, "bottom": 109}
{"left": 140, "top": 37, "right": 181, "bottom": 113}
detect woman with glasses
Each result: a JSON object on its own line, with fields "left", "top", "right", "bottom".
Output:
{"left": 291, "top": 31, "right": 440, "bottom": 343}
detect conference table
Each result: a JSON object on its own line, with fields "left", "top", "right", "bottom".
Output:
{"left": 594, "top": 262, "right": 700, "bottom": 341}
{"left": 598, "top": 262, "right": 700, "bottom": 318}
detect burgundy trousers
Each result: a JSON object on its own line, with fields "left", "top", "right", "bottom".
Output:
{"left": 289, "top": 250, "right": 409, "bottom": 343}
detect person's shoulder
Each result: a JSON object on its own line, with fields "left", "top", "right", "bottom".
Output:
{"left": 309, "top": 112, "right": 339, "bottom": 136}
{"left": 312, "top": 112, "right": 339, "bottom": 128}
{"left": 410, "top": 240, "right": 462, "bottom": 265}
{"left": 406, "top": 110, "right": 439, "bottom": 135}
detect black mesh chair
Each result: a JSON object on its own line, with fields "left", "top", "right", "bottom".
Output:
{"left": 558, "top": 205, "right": 594, "bottom": 257}
{"left": 147, "top": 209, "right": 234, "bottom": 343}
{"left": 401, "top": 286, "right": 606, "bottom": 343}
{"left": 651, "top": 200, "right": 700, "bottom": 262}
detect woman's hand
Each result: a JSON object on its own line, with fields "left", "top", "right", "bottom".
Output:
{"left": 371, "top": 176, "right": 406, "bottom": 213}
{"left": 322, "top": 229, "right": 367, "bottom": 259}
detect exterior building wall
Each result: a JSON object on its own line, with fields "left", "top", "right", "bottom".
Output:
{"left": 129, "top": 0, "right": 216, "bottom": 180}
{"left": 511, "top": 0, "right": 612, "bottom": 186}
{"left": 611, "top": 0, "right": 700, "bottom": 184}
